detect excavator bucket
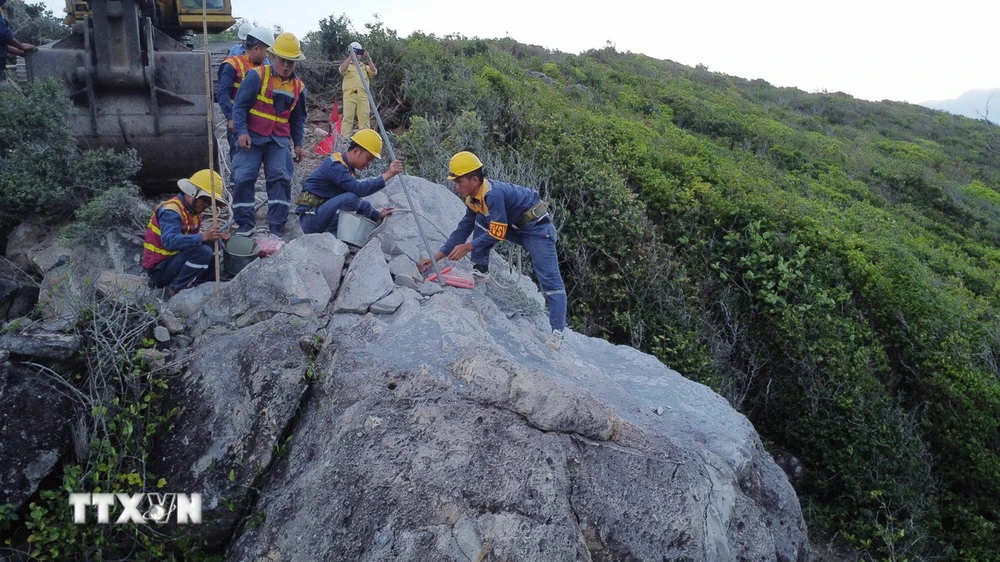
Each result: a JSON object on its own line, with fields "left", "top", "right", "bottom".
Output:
{"left": 25, "top": 0, "right": 227, "bottom": 193}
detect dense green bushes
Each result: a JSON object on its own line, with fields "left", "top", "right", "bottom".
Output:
{"left": 0, "top": 81, "right": 143, "bottom": 241}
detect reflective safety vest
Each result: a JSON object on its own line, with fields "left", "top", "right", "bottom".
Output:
{"left": 222, "top": 54, "right": 253, "bottom": 100}
{"left": 141, "top": 196, "right": 201, "bottom": 269}
{"left": 247, "top": 65, "right": 305, "bottom": 138}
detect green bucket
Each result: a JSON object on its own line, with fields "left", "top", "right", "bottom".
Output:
{"left": 224, "top": 235, "right": 259, "bottom": 276}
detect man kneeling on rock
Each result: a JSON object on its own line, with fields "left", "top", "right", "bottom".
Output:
{"left": 142, "top": 170, "right": 229, "bottom": 296}
{"left": 295, "top": 129, "right": 403, "bottom": 235}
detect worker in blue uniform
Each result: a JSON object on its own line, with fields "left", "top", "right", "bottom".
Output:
{"left": 295, "top": 129, "right": 403, "bottom": 235}
{"left": 217, "top": 26, "right": 273, "bottom": 162}
{"left": 230, "top": 32, "right": 307, "bottom": 237}
{"left": 418, "top": 151, "right": 567, "bottom": 350}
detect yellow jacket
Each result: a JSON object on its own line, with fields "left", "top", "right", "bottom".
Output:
{"left": 341, "top": 63, "right": 375, "bottom": 94}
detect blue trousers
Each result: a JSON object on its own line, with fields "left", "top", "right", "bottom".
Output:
{"left": 226, "top": 129, "right": 238, "bottom": 162}
{"left": 299, "top": 193, "right": 372, "bottom": 235}
{"left": 472, "top": 218, "right": 566, "bottom": 331}
{"left": 231, "top": 140, "right": 293, "bottom": 236}
{"left": 147, "top": 244, "right": 215, "bottom": 292}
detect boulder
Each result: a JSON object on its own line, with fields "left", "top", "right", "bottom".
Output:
{"left": 194, "top": 235, "right": 342, "bottom": 329}
{"left": 370, "top": 291, "right": 404, "bottom": 315}
{"left": 228, "top": 284, "right": 808, "bottom": 562}
{"left": 5, "top": 222, "right": 48, "bottom": 273}
{"left": 0, "top": 363, "right": 74, "bottom": 510}
{"left": 147, "top": 313, "right": 319, "bottom": 544}
{"left": 332, "top": 238, "right": 394, "bottom": 314}
{"left": 0, "top": 328, "right": 82, "bottom": 361}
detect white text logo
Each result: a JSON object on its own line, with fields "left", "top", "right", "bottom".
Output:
{"left": 68, "top": 493, "right": 202, "bottom": 524}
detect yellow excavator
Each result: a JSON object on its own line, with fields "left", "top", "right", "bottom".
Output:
{"left": 26, "top": 0, "right": 235, "bottom": 191}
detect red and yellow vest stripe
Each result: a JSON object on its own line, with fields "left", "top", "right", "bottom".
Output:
{"left": 246, "top": 65, "right": 305, "bottom": 138}
{"left": 222, "top": 54, "right": 253, "bottom": 100}
{"left": 141, "top": 196, "right": 201, "bottom": 269}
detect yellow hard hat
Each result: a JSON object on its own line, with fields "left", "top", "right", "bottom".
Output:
{"left": 351, "top": 129, "right": 383, "bottom": 159}
{"left": 447, "top": 151, "right": 483, "bottom": 180}
{"left": 267, "top": 32, "right": 305, "bottom": 62}
{"left": 178, "top": 170, "right": 225, "bottom": 204}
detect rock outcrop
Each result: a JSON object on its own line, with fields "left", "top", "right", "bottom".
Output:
{"left": 0, "top": 175, "right": 809, "bottom": 561}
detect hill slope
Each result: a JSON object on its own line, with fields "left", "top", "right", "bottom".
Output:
{"left": 300, "top": 22, "right": 1000, "bottom": 559}
{"left": 921, "top": 87, "right": 1000, "bottom": 122}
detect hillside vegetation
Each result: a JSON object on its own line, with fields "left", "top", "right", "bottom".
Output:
{"left": 304, "top": 16, "right": 1000, "bottom": 561}
{"left": 3, "top": 4, "right": 1000, "bottom": 559}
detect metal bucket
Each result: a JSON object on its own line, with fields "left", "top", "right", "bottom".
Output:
{"left": 336, "top": 211, "right": 376, "bottom": 248}
{"left": 223, "top": 235, "right": 259, "bottom": 276}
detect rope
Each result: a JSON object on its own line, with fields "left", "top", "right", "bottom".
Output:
{"left": 200, "top": 0, "right": 221, "bottom": 294}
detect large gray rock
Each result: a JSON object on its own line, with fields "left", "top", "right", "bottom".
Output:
{"left": 0, "top": 328, "right": 82, "bottom": 361}
{"left": 274, "top": 232, "right": 349, "bottom": 295}
{"left": 0, "top": 363, "right": 74, "bottom": 510}
{"left": 5, "top": 222, "right": 48, "bottom": 273}
{"left": 194, "top": 235, "right": 344, "bottom": 329}
{"left": 228, "top": 284, "right": 808, "bottom": 561}
{"left": 148, "top": 314, "right": 319, "bottom": 544}
{"left": 333, "top": 238, "right": 394, "bottom": 314}
{"left": 373, "top": 175, "right": 467, "bottom": 261}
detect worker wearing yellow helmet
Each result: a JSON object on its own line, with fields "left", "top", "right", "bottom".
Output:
{"left": 418, "top": 151, "right": 567, "bottom": 350}
{"left": 231, "top": 32, "right": 307, "bottom": 237}
{"left": 295, "top": 129, "right": 404, "bottom": 235}
{"left": 142, "top": 170, "right": 230, "bottom": 296}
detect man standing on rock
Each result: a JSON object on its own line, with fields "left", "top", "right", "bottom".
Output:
{"left": 142, "top": 170, "right": 229, "bottom": 297}
{"left": 217, "top": 26, "right": 273, "bottom": 162}
{"left": 339, "top": 41, "right": 376, "bottom": 138}
{"left": 418, "top": 151, "right": 567, "bottom": 350}
{"left": 231, "top": 32, "right": 307, "bottom": 238}
{"left": 295, "top": 129, "right": 402, "bottom": 235}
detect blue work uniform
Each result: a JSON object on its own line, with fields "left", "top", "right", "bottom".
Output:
{"left": 146, "top": 195, "right": 216, "bottom": 292}
{"left": 0, "top": 8, "right": 13, "bottom": 81}
{"left": 227, "top": 43, "right": 245, "bottom": 57}
{"left": 295, "top": 152, "right": 385, "bottom": 234}
{"left": 230, "top": 65, "right": 307, "bottom": 236}
{"left": 440, "top": 179, "right": 566, "bottom": 331}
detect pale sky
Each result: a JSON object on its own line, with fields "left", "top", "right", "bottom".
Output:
{"left": 40, "top": 0, "right": 998, "bottom": 103}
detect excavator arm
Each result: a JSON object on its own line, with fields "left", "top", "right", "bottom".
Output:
{"left": 28, "top": 0, "right": 236, "bottom": 191}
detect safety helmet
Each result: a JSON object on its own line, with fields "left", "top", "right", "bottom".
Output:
{"left": 349, "top": 41, "right": 364, "bottom": 53}
{"left": 178, "top": 170, "right": 226, "bottom": 204}
{"left": 237, "top": 22, "right": 253, "bottom": 41}
{"left": 447, "top": 151, "right": 483, "bottom": 180}
{"left": 351, "top": 129, "right": 383, "bottom": 159}
{"left": 267, "top": 32, "right": 306, "bottom": 62}
{"left": 246, "top": 26, "right": 274, "bottom": 47}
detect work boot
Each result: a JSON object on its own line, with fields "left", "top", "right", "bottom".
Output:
{"left": 473, "top": 263, "right": 489, "bottom": 284}
{"left": 544, "top": 329, "right": 563, "bottom": 350}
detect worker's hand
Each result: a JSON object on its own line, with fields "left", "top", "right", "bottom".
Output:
{"left": 387, "top": 160, "right": 403, "bottom": 178}
{"left": 227, "top": 120, "right": 235, "bottom": 133}
{"left": 447, "top": 242, "right": 473, "bottom": 261}
{"left": 22, "top": 43, "right": 38, "bottom": 53}
{"left": 201, "top": 224, "right": 225, "bottom": 242}
{"left": 294, "top": 146, "right": 305, "bottom": 163}
{"left": 417, "top": 258, "right": 433, "bottom": 272}
{"left": 379, "top": 207, "right": 393, "bottom": 220}
{"left": 238, "top": 134, "right": 251, "bottom": 149}
{"left": 221, "top": 232, "right": 232, "bottom": 243}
